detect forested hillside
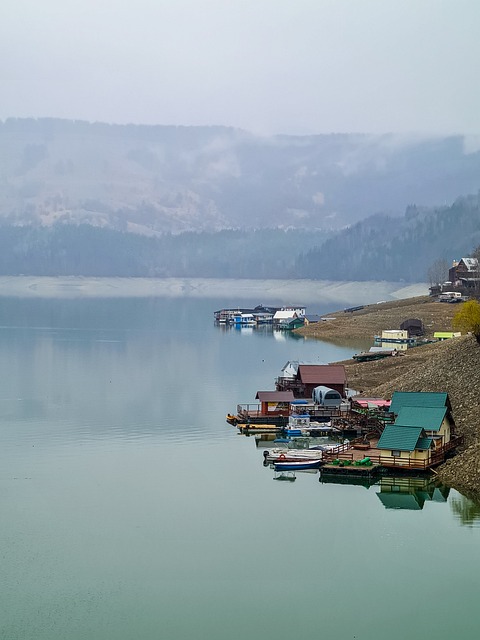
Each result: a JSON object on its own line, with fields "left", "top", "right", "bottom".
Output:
{"left": 2, "top": 118, "right": 480, "bottom": 234}
{"left": 0, "top": 226, "right": 327, "bottom": 278}
{"left": 0, "top": 192, "right": 478, "bottom": 280}
{"left": 296, "top": 193, "right": 480, "bottom": 281}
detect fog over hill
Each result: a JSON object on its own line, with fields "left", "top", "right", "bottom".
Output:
{"left": 2, "top": 118, "right": 480, "bottom": 235}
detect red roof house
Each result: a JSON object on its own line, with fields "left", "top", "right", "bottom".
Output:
{"left": 295, "top": 365, "right": 347, "bottom": 398}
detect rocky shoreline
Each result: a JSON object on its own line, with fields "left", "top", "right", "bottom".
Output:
{"left": 298, "top": 297, "right": 480, "bottom": 499}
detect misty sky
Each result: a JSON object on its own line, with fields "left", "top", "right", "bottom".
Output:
{"left": 2, "top": 0, "right": 479, "bottom": 135}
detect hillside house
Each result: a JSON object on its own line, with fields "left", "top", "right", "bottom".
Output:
{"left": 448, "top": 257, "right": 479, "bottom": 289}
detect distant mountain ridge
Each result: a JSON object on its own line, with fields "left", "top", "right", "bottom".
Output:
{"left": 1, "top": 118, "right": 480, "bottom": 234}
{"left": 296, "top": 193, "right": 480, "bottom": 282}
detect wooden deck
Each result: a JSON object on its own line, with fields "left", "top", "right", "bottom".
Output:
{"left": 321, "top": 435, "right": 463, "bottom": 472}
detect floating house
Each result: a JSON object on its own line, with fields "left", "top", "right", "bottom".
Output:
{"left": 375, "top": 329, "right": 415, "bottom": 345}
{"left": 273, "top": 307, "right": 306, "bottom": 328}
{"left": 296, "top": 364, "right": 347, "bottom": 398}
{"left": 375, "top": 392, "right": 457, "bottom": 468}
{"left": 255, "top": 391, "right": 295, "bottom": 416}
{"left": 389, "top": 391, "right": 451, "bottom": 415}
{"left": 277, "top": 364, "right": 347, "bottom": 398}
{"left": 231, "top": 312, "right": 255, "bottom": 326}
{"left": 214, "top": 305, "right": 280, "bottom": 325}
{"left": 308, "top": 391, "right": 461, "bottom": 473}
{"left": 397, "top": 406, "right": 451, "bottom": 445}
{"left": 282, "top": 316, "right": 305, "bottom": 330}
{"left": 376, "top": 424, "right": 434, "bottom": 466}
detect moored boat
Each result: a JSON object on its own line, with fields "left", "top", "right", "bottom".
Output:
{"left": 274, "top": 459, "right": 322, "bottom": 471}
{"left": 263, "top": 443, "right": 341, "bottom": 464}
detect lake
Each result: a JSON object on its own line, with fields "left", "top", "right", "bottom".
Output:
{"left": 0, "top": 281, "right": 478, "bottom": 640}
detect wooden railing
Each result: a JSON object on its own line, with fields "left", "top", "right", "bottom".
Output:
{"left": 237, "top": 403, "right": 262, "bottom": 417}
{"left": 323, "top": 434, "right": 464, "bottom": 471}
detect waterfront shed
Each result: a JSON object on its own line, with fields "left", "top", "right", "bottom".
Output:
{"left": 255, "top": 391, "right": 294, "bottom": 415}
{"left": 284, "top": 317, "right": 305, "bottom": 330}
{"left": 399, "top": 318, "right": 424, "bottom": 337}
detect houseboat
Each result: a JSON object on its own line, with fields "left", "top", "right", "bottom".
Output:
{"left": 321, "top": 392, "right": 462, "bottom": 474}
{"left": 374, "top": 329, "right": 417, "bottom": 345}
{"left": 214, "top": 305, "right": 280, "bottom": 326}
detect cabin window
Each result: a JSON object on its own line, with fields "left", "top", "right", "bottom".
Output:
{"left": 391, "top": 450, "right": 401, "bottom": 457}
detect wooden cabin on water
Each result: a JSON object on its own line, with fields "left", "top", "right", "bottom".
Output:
{"left": 322, "top": 391, "right": 462, "bottom": 472}
{"left": 255, "top": 391, "right": 294, "bottom": 416}
{"left": 277, "top": 364, "right": 347, "bottom": 398}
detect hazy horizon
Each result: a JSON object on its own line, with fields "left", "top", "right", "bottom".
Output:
{"left": 2, "top": 0, "right": 479, "bottom": 136}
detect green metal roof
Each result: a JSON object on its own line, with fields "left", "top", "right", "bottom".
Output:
{"left": 377, "top": 493, "right": 424, "bottom": 510}
{"left": 394, "top": 406, "right": 447, "bottom": 432}
{"left": 389, "top": 392, "right": 448, "bottom": 415}
{"left": 416, "top": 437, "right": 434, "bottom": 450}
{"left": 377, "top": 424, "right": 425, "bottom": 451}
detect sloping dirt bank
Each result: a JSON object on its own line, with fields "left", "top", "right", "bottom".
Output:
{"left": 298, "top": 295, "right": 458, "bottom": 342}
{"left": 298, "top": 298, "right": 480, "bottom": 498}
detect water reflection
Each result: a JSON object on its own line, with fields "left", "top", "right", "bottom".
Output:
{"left": 320, "top": 474, "right": 377, "bottom": 489}
{"left": 276, "top": 462, "right": 452, "bottom": 511}
{"left": 215, "top": 323, "right": 305, "bottom": 341}
{"left": 376, "top": 476, "right": 449, "bottom": 510}
{"left": 450, "top": 494, "right": 480, "bottom": 526}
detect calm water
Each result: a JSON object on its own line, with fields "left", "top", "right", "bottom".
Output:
{"left": 0, "top": 293, "right": 478, "bottom": 640}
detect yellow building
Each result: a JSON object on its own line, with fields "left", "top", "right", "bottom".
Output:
{"left": 376, "top": 394, "right": 454, "bottom": 466}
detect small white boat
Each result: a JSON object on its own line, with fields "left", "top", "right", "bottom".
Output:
{"left": 263, "top": 448, "right": 324, "bottom": 463}
{"left": 274, "top": 459, "right": 322, "bottom": 471}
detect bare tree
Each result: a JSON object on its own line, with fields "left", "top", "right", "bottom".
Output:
{"left": 427, "top": 258, "right": 450, "bottom": 286}
{"left": 470, "top": 246, "right": 480, "bottom": 296}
